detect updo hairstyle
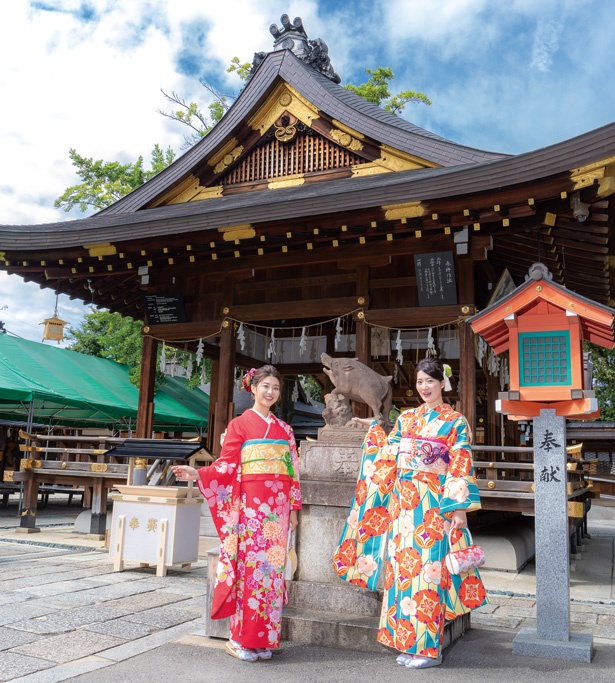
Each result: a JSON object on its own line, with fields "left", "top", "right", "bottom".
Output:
{"left": 416, "top": 357, "right": 445, "bottom": 381}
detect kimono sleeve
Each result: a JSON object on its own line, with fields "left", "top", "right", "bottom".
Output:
{"left": 440, "top": 415, "right": 481, "bottom": 515}
{"left": 196, "top": 417, "right": 242, "bottom": 509}
{"left": 333, "top": 418, "right": 401, "bottom": 590}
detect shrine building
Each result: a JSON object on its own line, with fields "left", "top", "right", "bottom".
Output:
{"left": 1, "top": 16, "right": 614, "bottom": 460}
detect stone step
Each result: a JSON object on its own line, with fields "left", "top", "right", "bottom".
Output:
{"left": 282, "top": 606, "right": 470, "bottom": 654}
{"left": 287, "top": 579, "right": 383, "bottom": 617}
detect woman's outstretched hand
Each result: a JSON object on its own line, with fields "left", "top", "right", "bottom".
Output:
{"left": 290, "top": 510, "right": 298, "bottom": 531}
{"left": 172, "top": 465, "right": 199, "bottom": 481}
{"left": 351, "top": 417, "right": 373, "bottom": 426}
{"left": 449, "top": 509, "right": 467, "bottom": 531}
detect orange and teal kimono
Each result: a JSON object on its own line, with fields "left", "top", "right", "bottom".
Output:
{"left": 197, "top": 409, "right": 301, "bottom": 649}
{"left": 334, "top": 403, "right": 487, "bottom": 659}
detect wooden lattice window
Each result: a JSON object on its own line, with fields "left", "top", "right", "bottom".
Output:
{"left": 518, "top": 331, "right": 571, "bottom": 386}
{"left": 220, "top": 130, "right": 366, "bottom": 186}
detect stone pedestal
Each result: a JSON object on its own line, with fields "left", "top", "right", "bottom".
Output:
{"left": 205, "top": 548, "right": 231, "bottom": 639}
{"left": 283, "top": 434, "right": 470, "bottom": 653}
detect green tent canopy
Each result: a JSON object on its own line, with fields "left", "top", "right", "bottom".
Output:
{"left": 0, "top": 335, "right": 208, "bottom": 431}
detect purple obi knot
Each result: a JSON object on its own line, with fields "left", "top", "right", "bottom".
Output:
{"left": 420, "top": 441, "right": 450, "bottom": 466}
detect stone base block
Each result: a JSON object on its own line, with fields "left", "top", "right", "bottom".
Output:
{"left": 204, "top": 548, "right": 230, "bottom": 639}
{"left": 474, "top": 519, "right": 535, "bottom": 572}
{"left": 14, "top": 526, "right": 41, "bottom": 534}
{"left": 513, "top": 627, "right": 593, "bottom": 662}
{"left": 287, "top": 580, "right": 382, "bottom": 617}
{"left": 282, "top": 606, "right": 470, "bottom": 654}
{"left": 74, "top": 509, "right": 112, "bottom": 534}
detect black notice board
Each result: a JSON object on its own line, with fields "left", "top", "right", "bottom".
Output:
{"left": 414, "top": 252, "right": 458, "bottom": 306}
{"left": 143, "top": 293, "right": 187, "bottom": 324}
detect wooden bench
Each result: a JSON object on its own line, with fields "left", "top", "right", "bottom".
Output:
{"left": 14, "top": 431, "right": 130, "bottom": 535}
{"left": 473, "top": 444, "right": 593, "bottom": 554}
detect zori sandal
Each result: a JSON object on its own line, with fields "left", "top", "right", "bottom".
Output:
{"left": 254, "top": 648, "right": 273, "bottom": 660}
{"left": 405, "top": 654, "right": 443, "bottom": 668}
{"left": 225, "top": 639, "right": 258, "bottom": 662}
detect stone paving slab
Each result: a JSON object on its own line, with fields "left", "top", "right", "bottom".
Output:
{"left": 100, "top": 590, "right": 191, "bottom": 613}
{"left": 8, "top": 655, "right": 111, "bottom": 683}
{"left": 0, "top": 627, "right": 40, "bottom": 651}
{"left": 123, "top": 605, "right": 203, "bottom": 629}
{"left": 0, "top": 652, "right": 54, "bottom": 679}
{"left": 0, "top": 603, "right": 59, "bottom": 627}
{"left": 470, "top": 612, "right": 523, "bottom": 629}
{"left": 95, "top": 619, "right": 202, "bottom": 663}
{"left": 10, "top": 603, "right": 140, "bottom": 635}
{"left": 27, "top": 582, "right": 164, "bottom": 608}
{"left": 83, "top": 618, "right": 155, "bottom": 640}
{"left": 10, "top": 630, "right": 126, "bottom": 664}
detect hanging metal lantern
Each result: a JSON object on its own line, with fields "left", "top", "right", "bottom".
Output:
{"left": 40, "top": 313, "right": 68, "bottom": 343}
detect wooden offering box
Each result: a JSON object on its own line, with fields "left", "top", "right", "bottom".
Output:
{"left": 110, "top": 484, "right": 202, "bottom": 576}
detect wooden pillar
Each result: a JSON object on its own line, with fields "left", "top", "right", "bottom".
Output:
{"left": 355, "top": 265, "right": 370, "bottom": 418}
{"left": 213, "top": 321, "right": 236, "bottom": 456}
{"left": 486, "top": 373, "right": 500, "bottom": 446}
{"left": 206, "top": 359, "right": 219, "bottom": 453}
{"left": 457, "top": 256, "right": 476, "bottom": 436}
{"left": 137, "top": 335, "right": 158, "bottom": 439}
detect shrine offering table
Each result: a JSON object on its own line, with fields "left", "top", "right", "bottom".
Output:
{"left": 109, "top": 485, "right": 202, "bottom": 577}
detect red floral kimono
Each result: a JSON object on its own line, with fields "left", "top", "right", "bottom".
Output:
{"left": 197, "top": 409, "right": 301, "bottom": 649}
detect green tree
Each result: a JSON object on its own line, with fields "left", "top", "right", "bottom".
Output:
{"left": 157, "top": 58, "right": 252, "bottom": 149}
{"left": 587, "top": 344, "right": 615, "bottom": 420}
{"left": 65, "top": 310, "right": 145, "bottom": 386}
{"left": 54, "top": 144, "right": 175, "bottom": 213}
{"left": 344, "top": 67, "right": 431, "bottom": 114}
{"left": 66, "top": 310, "right": 211, "bottom": 391}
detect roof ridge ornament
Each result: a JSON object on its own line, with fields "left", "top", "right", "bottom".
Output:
{"left": 250, "top": 14, "right": 341, "bottom": 84}
{"left": 526, "top": 262, "right": 553, "bottom": 282}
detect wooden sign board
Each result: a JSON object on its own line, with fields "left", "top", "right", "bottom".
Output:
{"left": 143, "top": 293, "right": 187, "bottom": 325}
{"left": 414, "top": 252, "right": 458, "bottom": 306}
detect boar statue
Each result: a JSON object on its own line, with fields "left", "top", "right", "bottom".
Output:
{"left": 321, "top": 352, "right": 393, "bottom": 427}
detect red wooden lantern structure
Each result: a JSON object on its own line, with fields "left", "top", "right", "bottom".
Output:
{"left": 469, "top": 263, "right": 615, "bottom": 419}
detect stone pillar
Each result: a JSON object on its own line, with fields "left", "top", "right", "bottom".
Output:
{"left": 513, "top": 409, "right": 593, "bottom": 661}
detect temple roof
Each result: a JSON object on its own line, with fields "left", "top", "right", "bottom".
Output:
{"left": 98, "top": 49, "right": 507, "bottom": 216}
{"left": 0, "top": 43, "right": 614, "bottom": 316}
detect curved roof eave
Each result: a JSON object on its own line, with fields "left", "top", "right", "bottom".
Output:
{"left": 1, "top": 118, "right": 614, "bottom": 251}
{"left": 98, "top": 50, "right": 508, "bottom": 216}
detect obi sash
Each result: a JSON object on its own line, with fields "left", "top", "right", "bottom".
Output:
{"left": 240, "top": 439, "right": 295, "bottom": 477}
{"left": 398, "top": 436, "right": 450, "bottom": 474}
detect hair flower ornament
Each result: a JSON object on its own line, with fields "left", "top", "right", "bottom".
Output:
{"left": 442, "top": 363, "right": 452, "bottom": 392}
{"left": 242, "top": 368, "right": 258, "bottom": 393}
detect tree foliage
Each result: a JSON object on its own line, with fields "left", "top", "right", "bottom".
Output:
{"left": 65, "top": 310, "right": 146, "bottom": 387}
{"left": 344, "top": 67, "right": 431, "bottom": 114}
{"left": 587, "top": 344, "right": 615, "bottom": 420}
{"left": 157, "top": 58, "right": 252, "bottom": 149}
{"left": 54, "top": 144, "right": 175, "bottom": 213}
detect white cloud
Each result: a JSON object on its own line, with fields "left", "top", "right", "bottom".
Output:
{"left": 530, "top": 17, "right": 563, "bottom": 72}
{"left": 0, "top": 0, "right": 614, "bottom": 343}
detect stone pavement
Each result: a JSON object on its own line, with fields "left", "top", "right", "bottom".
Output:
{"left": 0, "top": 497, "right": 614, "bottom": 683}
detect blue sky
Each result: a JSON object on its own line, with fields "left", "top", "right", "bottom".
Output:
{"left": 1, "top": 0, "right": 614, "bottom": 342}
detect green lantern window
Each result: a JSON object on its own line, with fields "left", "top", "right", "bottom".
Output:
{"left": 519, "top": 331, "right": 571, "bottom": 386}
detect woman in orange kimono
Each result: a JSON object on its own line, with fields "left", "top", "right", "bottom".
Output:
{"left": 173, "top": 365, "right": 301, "bottom": 663}
{"left": 334, "top": 358, "right": 487, "bottom": 668}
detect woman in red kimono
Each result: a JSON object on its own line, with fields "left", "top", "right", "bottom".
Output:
{"left": 173, "top": 365, "right": 301, "bottom": 663}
